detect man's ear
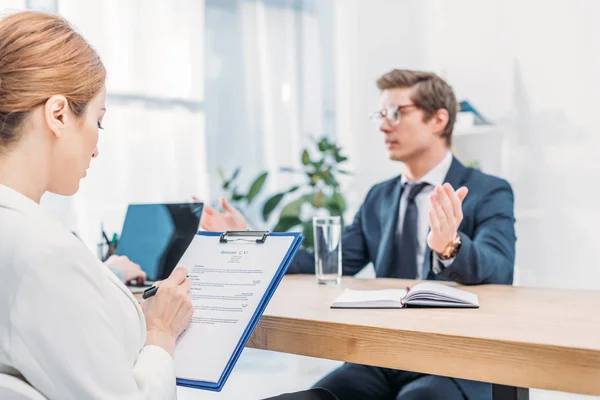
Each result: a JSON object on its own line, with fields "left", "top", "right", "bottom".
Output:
{"left": 430, "top": 108, "right": 449, "bottom": 137}
{"left": 44, "top": 95, "right": 69, "bottom": 138}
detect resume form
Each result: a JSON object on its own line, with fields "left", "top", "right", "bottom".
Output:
{"left": 173, "top": 233, "right": 296, "bottom": 385}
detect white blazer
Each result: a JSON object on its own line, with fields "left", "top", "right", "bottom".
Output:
{"left": 0, "top": 185, "right": 176, "bottom": 400}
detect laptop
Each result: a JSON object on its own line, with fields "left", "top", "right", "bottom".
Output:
{"left": 114, "top": 202, "right": 203, "bottom": 288}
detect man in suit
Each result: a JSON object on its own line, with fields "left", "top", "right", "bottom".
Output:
{"left": 201, "top": 69, "right": 516, "bottom": 400}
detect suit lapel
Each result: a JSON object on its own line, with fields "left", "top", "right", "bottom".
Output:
{"left": 443, "top": 157, "right": 469, "bottom": 191}
{"left": 423, "top": 157, "right": 470, "bottom": 279}
{"left": 375, "top": 177, "right": 403, "bottom": 277}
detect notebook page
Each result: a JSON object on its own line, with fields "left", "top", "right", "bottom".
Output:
{"left": 405, "top": 299, "right": 479, "bottom": 307}
{"left": 406, "top": 282, "right": 479, "bottom": 306}
{"left": 332, "top": 288, "right": 407, "bottom": 307}
{"left": 173, "top": 234, "right": 294, "bottom": 384}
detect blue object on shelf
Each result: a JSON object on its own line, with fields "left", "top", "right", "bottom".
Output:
{"left": 459, "top": 100, "right": 490, "bottom": 125}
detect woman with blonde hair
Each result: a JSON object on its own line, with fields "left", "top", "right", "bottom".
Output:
{"left": 0, "top": 10, "right": 194, "bottom": 399}
{"left": 0, "top": 11, "right": 334, "bottom": 400}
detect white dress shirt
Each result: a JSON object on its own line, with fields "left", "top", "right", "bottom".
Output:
{"left": 0, "top": 184, "right": 176, "bottom": 400}
{"left": 398, "top": 151, "right": 454, "bottom": 279}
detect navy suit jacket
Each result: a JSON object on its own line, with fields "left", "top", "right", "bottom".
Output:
{"left": 289, "top": 156, "right": 516, "bottom": 285}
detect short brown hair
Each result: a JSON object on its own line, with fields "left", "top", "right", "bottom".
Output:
{"left": 377, "top": 69, "right": 458, "bottom": 146}
{"left": 0, "top": 11, "right": 106, "bottom": 154}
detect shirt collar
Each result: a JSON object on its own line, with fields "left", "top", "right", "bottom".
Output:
{"left": 401, "top": 151, "right": 453, "bottom": 187}
{"left": 0, "top": 184, "right": 44, "bottom": 216}
{"left": 0, "top": 183, "right": 69, "bottom": 232}
{"left": 0, "top": 184, "right": 79, "bottom": 240}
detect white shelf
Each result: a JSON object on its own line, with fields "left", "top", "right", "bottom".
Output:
{"left": 454, "top": 125, "right": 498, "bottom": 137}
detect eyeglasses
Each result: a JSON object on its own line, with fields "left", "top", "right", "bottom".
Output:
{"left": 369, "top": 104, "right": 418, "bottom": 125}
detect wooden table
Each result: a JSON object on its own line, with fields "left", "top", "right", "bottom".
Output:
{"left": 246, "top": 275, "right": 600, "bottom": 398}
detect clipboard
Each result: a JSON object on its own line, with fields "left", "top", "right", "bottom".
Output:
{"left": 174, "top": 230, "right": 304, "bottom": 392}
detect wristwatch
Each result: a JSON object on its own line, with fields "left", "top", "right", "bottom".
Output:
{"left": 439, "top": 235, "right": 462, "bottom": 260}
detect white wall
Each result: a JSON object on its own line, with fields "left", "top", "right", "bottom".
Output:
{"left": 334, "top": 0, "right": 428, "bottom": 208}
{"left": 0, "top": 0, "right": 24, "bottom": 12}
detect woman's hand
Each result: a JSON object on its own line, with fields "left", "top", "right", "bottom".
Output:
{"left": 141, "top": 267, "right": 193, "bottom": 356}
{"left": 104, "top": 255, "right": 146, "bottom": 285}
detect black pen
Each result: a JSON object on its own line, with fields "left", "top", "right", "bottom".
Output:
{"left": 142, "top": 286, "right": 158, "bottom": 299}
{"left": 141, "top": 275, "right": 190, "bottom": 300}
{"left": 101, "top": 229, "right": 111, "bottom": 246}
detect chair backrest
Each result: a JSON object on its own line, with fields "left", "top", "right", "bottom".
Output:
{"left": 0, "top": 373, "right": 46, "bottom": 400}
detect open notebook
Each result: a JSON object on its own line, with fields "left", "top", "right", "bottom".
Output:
{"left": 331, "top": 282, "right": 479, "bottom": 309}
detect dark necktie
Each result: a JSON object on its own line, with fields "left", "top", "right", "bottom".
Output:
{"left": 392, "top": 182, "right": 429, "bottom": 278}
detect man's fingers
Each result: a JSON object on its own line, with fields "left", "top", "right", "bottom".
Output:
{"left": 430, "top": 192, "right": 449, "bottom": 232}
{"left": 203, "top": 206, "right": 216, "bottom": 216}
{"left": 201, "top": 220, "right": 212, "bottom": 230}
{"left": 435, "top": 185, "right": 455, "bottom": 223}
{"left": 220, "top": 197, "right": 234, "bottom": 212}
{"left": 200, "top": 207, "right": 219, "bottom": 230}
{"left": 456, "top": 186, "right": 469, "bottom": 202}
{"left": 443, "top": 183, "right": 463, "bottom": 221}
{"left": 428, "top": 210, "right": 440, "bottom": 232}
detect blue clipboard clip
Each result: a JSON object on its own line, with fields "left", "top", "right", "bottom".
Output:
{"left": 219, "top": 230, "right": 269, "bottom": 244}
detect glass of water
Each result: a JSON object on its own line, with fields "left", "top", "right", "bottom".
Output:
{"left": 313, "top": 216, "right": 342, "bottom": 285}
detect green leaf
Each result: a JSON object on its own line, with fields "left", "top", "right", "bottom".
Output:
{"left": 231, "top": 167, "right": 241, "bottom": 181}
{"left": 279, "top": 193, "right": 316, "bottom": 220}
{"left": 279, "top": 196, "right": 305, "bottom": 220}
{"left": 246, "top": 172, "right": 268, "bottom": 203}
{"left": 312, "top": 160, "right": 324, "bottom": 171}
{"left": 287, "top": 186, "right": 300, "bottom": 194}
{"left": 323, "top": 172, "right": 338, "bottom": 187}
{"left": 273, "top": 216, "right": 302, "bottom": 232}
{"left": 329, "top": 191, "right": 347, "bottom": 212}
{"left": 301, "top": 150, "right": 310, "bottom": 166}
{"left": 335, "top": 155, "right": 348, "bottom": 163}
{"left": 218, "top": 168, "right": 226, "bottom": 183}
{"left": 230, "top": 187, "right": 242, "bottom": 202}
{"left": 337, "top": 169, "right": 352, "bottom": 175}
{"left": 318, "top": 138, "right": 328, "bottom": 152}
{"left": 327, "top": 205, "right": 343, "bottom": 218}
{"left": 301, "top": 220, "right": 314, "bottom": 249}
{"left": 262, "top": 192, "right": 286, "bottom": 221}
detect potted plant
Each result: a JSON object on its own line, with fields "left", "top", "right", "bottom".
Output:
{"left": 217, "top": 136, "right": 350, "bottom": 250}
